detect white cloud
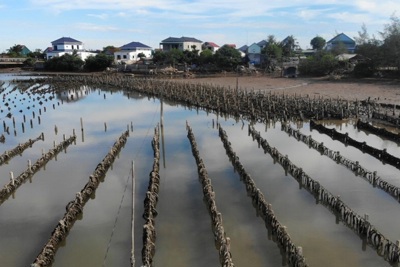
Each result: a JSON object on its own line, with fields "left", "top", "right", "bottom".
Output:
{"left": 74, "top": 23, "right": 119, "bottom": 32}
{"left": 296, "top": 7, "right": 335, "bottom": 20}
{"left": 87, "top": 13, "right": 109, "bottom": 20}
{"left": 355, "top": 0, "right": 400, "bottom": 17}
{"left": 327, "top": 11, "right": 374, "bottom": 24}
{"left": 30, "top": 0, "right": 176, "bottom": 12}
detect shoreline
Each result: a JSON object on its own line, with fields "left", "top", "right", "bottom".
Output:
{"left": 2, "top": 68, "right": 400, "bottom": 104}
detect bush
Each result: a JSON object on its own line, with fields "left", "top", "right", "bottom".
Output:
{"left": 298, "top": 52, "right": 339, "bottom": 76}
{"left": 45, "top": 54, "right": 84, "bottom": 72}
{"left": 214, "top": 45, "right": 242, "bottom": 71}
{"left": 352, "top": 62, "right": 374, "bottom": 77}
{"left": 84, "top": 53, "right": 113, "bottom": 72}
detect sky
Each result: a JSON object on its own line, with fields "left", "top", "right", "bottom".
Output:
{"left": 0, "top": 0, "right": 399, "bottom": 53}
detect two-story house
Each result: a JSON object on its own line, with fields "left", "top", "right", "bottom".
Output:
{"left": 202, "top": 42, "right": 220, "bottom": 53}
{"left": 238, "top": 43, "right": 262, "bottom": 65}
{"left": 46, "top": 37, "right": 96, "bottom": 61}
{"left": 114, "top": 41, "right": 152, "bottom": 63}
{"left": 160, "top": 37, "right": 202, "bottom": 53}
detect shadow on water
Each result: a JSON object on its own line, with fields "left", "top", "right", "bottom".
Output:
{"left": 0, "top": 73, "right": 398, "bottom": 267}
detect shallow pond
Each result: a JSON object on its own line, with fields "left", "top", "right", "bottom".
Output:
{"left": 0, "top": 73, "right": 399, "bottom": 267}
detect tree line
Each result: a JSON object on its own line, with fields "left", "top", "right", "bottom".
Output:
{"left": 3, "top": 15, "right": 399, "bottom": 77}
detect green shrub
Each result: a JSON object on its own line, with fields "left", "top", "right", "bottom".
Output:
{"left": 352, "top": 62, "right": 374, "bottom": 77}
{"left": 45, "top": 54, "right": 84, "bottom": 72}
{"left": 84, "top": 53, "right": 113, "bottom": 72}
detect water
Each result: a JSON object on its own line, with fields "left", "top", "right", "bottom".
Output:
{"left": 0, "top": 73, "right": 398, "bottom": 267}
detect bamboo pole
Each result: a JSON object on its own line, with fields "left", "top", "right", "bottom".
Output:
{"left": 131, "top": 160, "right": 135, "bottom": 267}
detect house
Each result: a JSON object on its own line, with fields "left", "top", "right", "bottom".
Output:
{"left": 238, "top": 45, "right": 248, "bottom": 53}
{"left": 237, "top": 45, "right": 248, "bottom": 57}
{"left": 246, "top": 43, "right": 262, "bottom": 65}
{"left": 45, "top": 37, "right": 96, "bottom": 61}
{"left": 326, "top": 33, "right": 356, "bottom": 53}
{"left": 114, "top": 41, "right": 152, "bottom": 63}
{"left": 20, "top": 45, "right": 31, "bottom": 56}
{"left": 202, "top": 42, "right": 220, "bottom": 53}
{"left": 237, "top": 43, "right": 265, "bottom": 65}
{"left": 256, "top": 40, "right": 269, "bottom": 49}
{"left": 160, "top": 37, "right": 202, "bottom": 53}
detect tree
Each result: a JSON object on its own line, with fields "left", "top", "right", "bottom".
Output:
{"left": 213, "top": 45, "right": 242, "bottom": 71}
{"left": 310, "top": 36, "right": 326, "bottom": 50}
{"left": 7, "top": 44, "right": 24, "bottom": 57}
{"left": 380, "top": 14, "right": 400, "bottom": 72}
{"left": 263, "top": 43, "right": 282, "bottom": 60}
{"left": 84, "top": 53, "right": 114, "bottom": 72}
{"left": 354, "top": 24, "right": 383, "bottom": 76}
{"left": 164, "top": 49, "right": 185, "bottom": 66}
{"left": 199, "top": 49, "right": 213, "bottom": 65}
{"left": 152, "top": 50, "right": 166, "bottom": 64}
{"left": 45, "top": 54, "right": 84, "bottom": 72}
{"left": 330, "top": 41, "right": 348, "bottom": 56}
{"left": 183, "top": 45, "right": 200, "bottom": 65}
{"left": 266, "top": 35, "right": 278, "bottom": 46}
{"left": 27, "top": 49, "right": 45, "bottom": 59}
{"left": 298, "top": 50, "right": 339, "bottom": 76}
{"left": 281, "top": 35, "right": 298, "bottom": 57}
{"left": 354, "top": 23, "right": 370, "bottom": 45}
{"left": 102, "top": 46, "right": 120, "bottom": 54}
{"left": 137, "top": 52, "right": 146, "bottom": 59}
{"left": 262, "top": 35, "right": 279, "bottom": 57}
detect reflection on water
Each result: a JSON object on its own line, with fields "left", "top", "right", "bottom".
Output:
{"left": 0, "top": 73, "right": 398, "bottom": 267}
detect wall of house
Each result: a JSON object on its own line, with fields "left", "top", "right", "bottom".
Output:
{"left": 247, "top": 44, "right": 261, "bottom": 54}
{"left": 53, "top": 44, "right": 82, "bottom": 51}
{"left": 161, "top": 43, "right": 182, "bottom": 51}
{"left": 46, "top": 51, "right": 95, "bottom": 61}
{"left": 248, "top": 54, "right": 261, "bottom": 65}
{"left": 162, "top": 42, "right": 202, "bottom": 53}
{"left": 182, "top": 42, "right": 202, "bottom": 52}
{"left": 114, "top": 49, "right": 152, "bottom": 62}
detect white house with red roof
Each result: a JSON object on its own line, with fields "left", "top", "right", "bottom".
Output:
{"left": 114, "top": 41, "right": 152, "bottom": 63}
{"left": 45, "top": 37, "right": 96, "bottom": 61}
{"left": 202, "top": 42, "right": 220, "bottom": 53}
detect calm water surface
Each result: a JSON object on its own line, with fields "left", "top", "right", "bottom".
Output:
{"left": 0, "top": 73, "right": 398, "bottom": 267}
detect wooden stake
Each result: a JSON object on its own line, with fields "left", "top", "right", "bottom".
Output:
{"left": 131, "top": 160, "right": 135, "bottom": 267}
{"left": 10, "top": 171, "right": 14, "bottom": 186}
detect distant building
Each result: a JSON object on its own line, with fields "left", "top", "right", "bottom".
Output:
{"left": 20, "top": 45, "right": 31, "bottom": 56}
{"left": 238, "top": 45, "right": 248, "bottom": 54}
{"left": 256, "top": 40, "right": 269, "bottom": 49}
{"left": 160, "top": 37, "right": 202, "bottom": 53}
{"left": 202, "top": 42, "right": 220, "bottom": 53}
{"left": 326, "top": 33, "right": 356, "bottom": 53}
{"left": 45, "top": 37, "right": 96, "bottom": 61}
{"left": 114, "top": 41, "right": 152, "bottom": 63}
{"left": 246, "top": 43, "right": 262, "bottom": 65}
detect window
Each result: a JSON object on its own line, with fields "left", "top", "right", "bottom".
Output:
{"left": 117, "top": 55, "right": 121, "bottom": 60}
{"left": 123, "top": 55, "right": 127, "bottom": 59}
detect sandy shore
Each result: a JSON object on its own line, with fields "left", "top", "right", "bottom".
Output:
{"left": 175, "top": 75, "right": 400, "bottom": 104}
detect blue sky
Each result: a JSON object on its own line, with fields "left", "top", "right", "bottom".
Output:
{"left": 0, "top": 0, "right": 399, "bottom": 53}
